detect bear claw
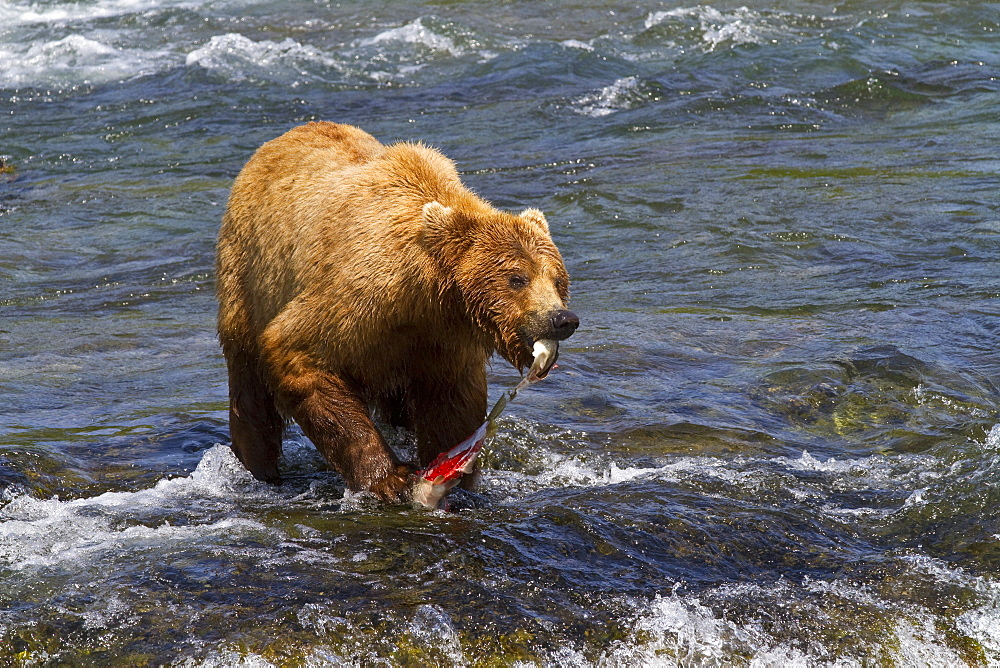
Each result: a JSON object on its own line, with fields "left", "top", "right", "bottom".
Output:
{"left": 368, "top": 464, "right": 416, "bottom": 505}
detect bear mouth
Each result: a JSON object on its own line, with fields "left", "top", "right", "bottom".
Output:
{"left": 513, "top": 333, "right": 535, "bottom": 369}
{"left": 512, "top": 334, "right": 558, "bottom": 379}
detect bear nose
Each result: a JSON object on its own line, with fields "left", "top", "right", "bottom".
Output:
{"left": 549, "top": 309, "right": 579, "bottom": 341}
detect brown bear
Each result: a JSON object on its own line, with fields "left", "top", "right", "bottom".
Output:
{"left": 216, "top": 121, "right": 578, "bottom": 503}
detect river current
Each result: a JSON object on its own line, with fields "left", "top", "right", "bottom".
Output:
{"left": 1, "top": 1, "right": 999, "bottom": 665}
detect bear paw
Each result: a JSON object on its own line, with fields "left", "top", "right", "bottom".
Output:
{"left": 368, "top": 463, "right": 417, "bottom": 505}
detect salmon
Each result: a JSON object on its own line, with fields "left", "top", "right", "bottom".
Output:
{"left": 411, "top": 340, "right": 559, "bottom": 509}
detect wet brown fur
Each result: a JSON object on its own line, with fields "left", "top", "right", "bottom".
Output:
{"left": 216, "top": 122, "right": 571, "bottom": 502}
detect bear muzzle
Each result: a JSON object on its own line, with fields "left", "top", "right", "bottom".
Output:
{"left": 547, "top": 309, "right": 580, "bottom": 341}
{"left": 512, "top": 309, "right": 579, "bottom": 370}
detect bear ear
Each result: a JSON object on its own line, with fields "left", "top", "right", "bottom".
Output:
{"left": 422, "top": 201, "right": 472, "bottom": 257}
{"left": 423, "top": 201, "right": 453, "bottom": 229}
{"left": 520, "top": 208, "right": 549, "bottom": 234}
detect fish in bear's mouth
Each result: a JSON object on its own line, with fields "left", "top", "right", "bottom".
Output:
{"left": 526, "top": 339, "right": 559, "bottom": 381}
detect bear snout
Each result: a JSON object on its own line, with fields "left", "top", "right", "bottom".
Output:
{"left": 548, "top": 309, "right": 580, "bottom": 341}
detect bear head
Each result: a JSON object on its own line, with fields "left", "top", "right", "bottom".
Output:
{"left": 422, "top": 201, "right": 579, "bottom": 371}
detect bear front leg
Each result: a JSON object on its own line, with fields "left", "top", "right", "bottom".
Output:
{"left": 225, "top": 348, "right": 284, "bottom": 483}
{"left": 411, "top": 366, "right": 488, "bottom": 489}
{"left": 273, "top": 365, "right": 414, "bottom": 503}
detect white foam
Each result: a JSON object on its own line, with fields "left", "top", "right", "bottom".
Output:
{"left": 185, "top": 33, "right": 345, "bottom": 82}
{"left": 986, "top": 423, "right": 1000, "bottom": 450}
{"left": 895, "top": 617, "right": 969, "bottom": 666}
{"left": 630, "top": 594, "right": 748, "bottom": 662}
{"left": 184, "top": 581, "right": 1000, "bottom": 666}
{"left": 0, "top": 9, "right": 497, "bottom": 90}
{"left": 484, "top": 434, "right": 966, "bottom": 530}
{"left": 571, "top": 76, "right": 662, "bottom": 117}
{"left": 959, "top": 601, "right": 1000, "bottom": 659}
{"left": 294, "top": 601, "right": 465, "bottom": 666}
{"left": 490, "top": 441, "right": 863, "bottom": 497}
{"left": 806, "top": 570, "right": 995, "bottom": 665}
{"left": 184, "top": 28, "right": 469, "bottom": 86}
{"left": 80, "top": 593, "right": 139, "bottom": 631}
{"left": 595, "top": 593, "right": 810, "bottom": 665}
{"left": 560, "top": 39, "right": 594, "bottom": 52}
{"left": 902, "top": 487, "right": 927, "bottom": 507}
{"left": 903, "top": 554, "right": 1000, "bottom": 659}
{"left": 705, "top": 576, "right": 987, "bottom": 666}
{"left": 0, "top": 0, "right": 201, "bottom": 88}
{"left": 0, "top": 34, "right": 165, "bottom": 88}
{"left": 778, "top": 449, "right": 943, "bottom": 486}
{"left": 645, "top": 6, "right": 771, "bottom": 52}
{"left": 361, "top": 18, "right": 461, "bottom": 56}
{"left": 408, "top": 605, "right": 465, "bottom": 664}
{"left": 486, "top": 449, "right": 673, "bottom": 498}
{"left": 0, "top": 445, "right": 275, "bottom": 570}
{"left": 785, "top": 449, "right": 848, "bottom": 473}
{"left": 545, "top": 453, "right": 663, "bottom": 486}
{"left": 485, "top": 442, "right": 791, "bottom": 508}
{"left": 1, "top": 0, "right": 160, "bottom": 25}
{"left": 773, "top": 449, "right": 955, "bottom": 517}
{"left": 175, "top": 650, "right": 276, "bottom": 668}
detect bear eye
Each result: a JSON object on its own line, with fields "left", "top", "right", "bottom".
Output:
{"left": 508, "top": 274, "right": 529, "bottom": 290}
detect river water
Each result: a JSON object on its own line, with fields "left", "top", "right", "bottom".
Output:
{"left": 1, "top": 1, "right": 999, "bottom": 665}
